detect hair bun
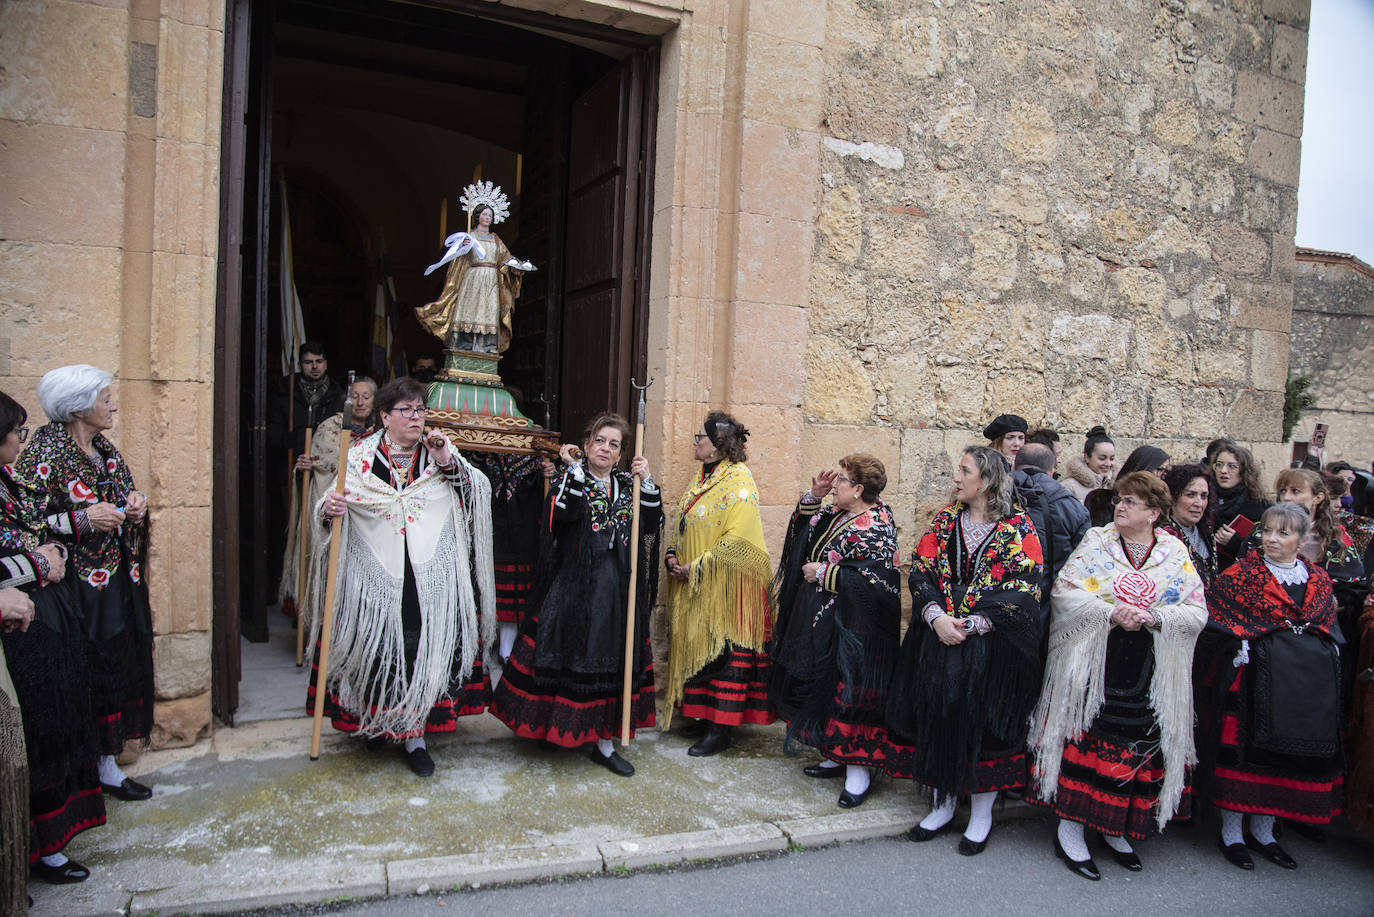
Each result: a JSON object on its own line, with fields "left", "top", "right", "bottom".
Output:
{"left": 1086, "top": 425, "right": 1108, "bottom": 437}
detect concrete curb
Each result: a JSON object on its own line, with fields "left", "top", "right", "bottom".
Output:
{"left": 388, "top": 843, "right": 604, "bottom": 894}
{"left": 128, "top": 863, "right": 387, "bottom": 915}
{"left": 600, "top": 823, "right": 788, "bottom": 870}
{"left": 775, "top": 806, "right": 918, "bottom": 848}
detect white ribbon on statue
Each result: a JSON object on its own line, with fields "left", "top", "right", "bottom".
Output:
{"left": 423, "top": 232, "right": 488, "bottom": 276}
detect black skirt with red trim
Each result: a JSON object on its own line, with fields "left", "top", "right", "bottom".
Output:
{"left": 81, "top": 576, "right": 155, "bottom": 755}
{"left": 490, "top": 628, "right": 655, "bottom": 746}
{"left": 1208, "top": 664, "right": 1343, "bottom": 823}
{"left": 495, "top": 562, "right": 534, "bottom": 625}
{"left": 681, "top": 644, "right": 776, "bottom": 727}
{"left": 305, "top": 639, "right": 490, "bottom": 740}
{"left": 886, "top": 733, "right": 1028, "bottom": 795}
{"left": 790, "top": 678, "right": 891, "bottom": 766}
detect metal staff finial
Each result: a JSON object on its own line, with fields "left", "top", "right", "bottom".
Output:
{"left": 630, "top": 376, "right": 654, "bottom": 425}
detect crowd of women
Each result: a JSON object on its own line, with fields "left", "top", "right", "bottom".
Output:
{"left": 5, "top": 372, "right": 1374, "bottom": 910}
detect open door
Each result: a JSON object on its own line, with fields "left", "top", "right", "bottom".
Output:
{"left": 559, "top": 54, "right": 651, "bottom": 436}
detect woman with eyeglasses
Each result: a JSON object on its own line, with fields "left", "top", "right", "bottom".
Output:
{"left": 13, "top": 366, "right": 155, "bottom": 806}
{"left": 1, "top": 390, "right": 108, "bottom": 886}
{"left": 886, "top": 446, "right": 1044, "bottom": 856}
{"left": 770, "top": 454, "right": 901, "bottom": 808}
{"left": 1029, "top": 472, "right": 1207, "bottom": 880}
{"left": 314, "top": 377, "right": 496, "bottom": 777}
{"left": 1209, "top": 439, "right": 1270, "bottom": 571}
{"left": 663, "top": 411, "right": 775, "bottom": 756}
{"left": 1193, "top": 502, "right": 1342, "bottom": 871}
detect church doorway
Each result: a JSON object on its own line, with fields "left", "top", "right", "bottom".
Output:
{"left": 211, "top": 0, "right": 660, "bottom": 722}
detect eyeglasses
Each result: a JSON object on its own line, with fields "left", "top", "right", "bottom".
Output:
{"left": 692, "top": 433, "right": 709, "bottom": 443}
{"left": 389, "top": 405, "right": 427, "bottom": 418}
{"left": 1112, "top": 495, "right": 1147, "bottom": 509}
{"left": 835, "top": 474, "right": 855, "bottom": 485}
{"left": 1212, "top": 461, "right": 1240, "bottom": 472}
{"left": 13, "top": 426, "right": 28, "bottom": 443}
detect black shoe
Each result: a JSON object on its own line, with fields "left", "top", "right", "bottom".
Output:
{"left": 406, "top": 746, "right": 435, "bottom": 777}
{"left": 1244, "top": 832, "right": 1296, "bottom": 869}
{"left": 1284, "top": 820, "right": 1326, "bottom": 843}
{"left": 1098, "top": 835, "right": 1143, "bottom": 871}
{"left": 803, "top": 763, "right": 845, "bottom": 778}
{"left": 590, "top": 746, "right": 635, "bottom": 777}
{"left": 1055, "top": 836, "right": 1101, "bottom": 880}
{"left": 1218, "top": 838, "right": 1254, "bottom": 870}
{"left": 906, "top": 821, "right": 952, "bottom": 842}
{"left": 687, "top": 724, "right": 732, "bottom": 757}
{"left": 31, "top": 858, "right": 90, "bottom": 884}
{"left": 958, "top": 829, "right": 990, "bottom": 856}
{"left": 100, "top": 777, "right": 152, "bottom": 801}
{"left": 678, "top": 719, "right": 708, "bottom": 739}
{"left": 838, "top": 786, "right": 870, "bottom": 809}
{"left": 365, "top": 735, "right": 388, "bottom": 752}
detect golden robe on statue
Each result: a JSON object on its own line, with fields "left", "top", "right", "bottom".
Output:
{"left": 415, "top": 231, "right": 522, "bottom": 353}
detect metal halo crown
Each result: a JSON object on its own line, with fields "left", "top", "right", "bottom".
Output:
{"left": 459, "top": 181, "right": 510, "bottom": 225}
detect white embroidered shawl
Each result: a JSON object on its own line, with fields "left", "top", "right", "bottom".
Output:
{"left": 309, "top": 430, "right": 495, "bottom": 736}
{"left": 1027, "top": 524, "right": 1207, "bottom": 830}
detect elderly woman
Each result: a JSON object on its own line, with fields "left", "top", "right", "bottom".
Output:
{"left": 1195, "top": 503, "right": 1343, "bottom": 870}
{"left": 490, "top": 412, "right": 663, "bottom": 777}
{"left": 14, "top": 366, "right": 153, "bottom": 803}
{"left": 1, "top": 392, "right": 106, "bottom": 885}
{"left": 771, "top": 454, "right": 900, "bottom": 808}
{"left": 1161, "top": 464, "right": 1218, "bottom": 589}
{"left": 280, "top": 375, "right": 378, "bottom": 620}
{"left": 1062, "top": 426, "right": 1115, "bottom": 503}
{"left": 1210, "top": 439, "right": 1270, "bottom": 571}
{"left": 313, "top": 377, "right": 495, "bottom": 777}
{"left": 1029, "top": 472, "right": 1207, "bottom": 880}
{"left": 663, "top": 411, "right": 775, "bottom": 757}
{"left": 886, "top": 446, "right": 1043, "bottom": 855}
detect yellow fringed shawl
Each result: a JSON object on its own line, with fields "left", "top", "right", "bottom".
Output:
{"left": 663, "top": 461, "right": 773, "bottom": 716}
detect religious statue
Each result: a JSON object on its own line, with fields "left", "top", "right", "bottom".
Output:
{"left": 416, "top": 182, "right": 533, "bottom": 368}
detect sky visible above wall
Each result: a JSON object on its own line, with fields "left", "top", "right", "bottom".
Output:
{"left": 1296, "top": 0, "right": 1374, "bottom": 264}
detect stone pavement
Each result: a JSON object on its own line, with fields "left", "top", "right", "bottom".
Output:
{"left": 29, "top": 714, "right": 1016, "bottom": 916}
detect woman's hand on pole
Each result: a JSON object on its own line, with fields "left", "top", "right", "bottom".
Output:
{"left": 630, "top": 456, "right": 650, "bottom": 480}
{"left": 424, "top": 429, "right": 455, "bottom": 466}
{"left": 322, "top": 490, "right": 349, "bottom": 517}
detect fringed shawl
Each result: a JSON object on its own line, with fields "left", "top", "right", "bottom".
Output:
{"left": 1029, "top": 524, "right": 1207, "bottom": 829}
{"left": 886, "top": 504, "right": 1044, "bottom": 797}
{"left": 309, "top": 431, "right": 495, "bottom": 736}
{"left": 1208, "top": 553, "right": 1336, "bottom": 640}
{"left": 0, "top": 642, "right": 26, "bottom": 917}
{"left": 663, "top": 460, "right": 773, "bottom": 715}
{"left": 771, "top": 499, "right": 901, "bottom": 751}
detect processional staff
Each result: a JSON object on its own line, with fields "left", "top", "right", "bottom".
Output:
{"left": 621, "top": 376, "right": 655, "bottom": 746}
{"left": 310, "top": 371, "right": 355, "bottom": 760}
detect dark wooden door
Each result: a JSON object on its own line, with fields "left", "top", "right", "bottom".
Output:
{"left": 558, "top": 57, "right": 646, "bottom": 438}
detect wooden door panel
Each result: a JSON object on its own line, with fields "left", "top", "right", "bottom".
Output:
{"left": 564, "top": 177, "right": 620, "bottom": 292}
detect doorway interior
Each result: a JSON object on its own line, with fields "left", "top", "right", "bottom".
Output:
{"left": 213, "top": 0, "right": 660, "bottom": 723}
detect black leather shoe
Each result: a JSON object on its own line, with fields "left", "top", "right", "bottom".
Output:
{"left": 957, "top": 832, "right": 990, "bottom": 856}
{"left": 31, "top": 858, "right": 90, "bottom": 884}
{"left": 406, "top": 746, "right": 435, "bottom": 777}
{"left": 687, "top": 724, "right": 732, "bottom": 757}
{"left": 838, "top": 786, "right": 870, "bottom": 809}
{"left": 906, "top": 822, "right": 952, "bottom": 842}
{"left": 1218, "top": 839, "right": 1254, "bottom": 870}
{"left": 1245, "top": 832, "right": 1296, "bottom": 869}
{"left": 1098, "top": 835, "right": 1143, "bottom": 871}
{"left": 678, "top": 719, "right": 708, "bottom": 739}
{"left": 803, "top": 763, "right": 845, "bottom": 778}
{"left": 365, "top": 735, "right": 388, "bottom": 752}
{"left": 590, "top": 747, "right": 635, "bottom": 777}
{"left": 1284, "top": 820, "right": 1326, "bottom": 843}
{"left": 101, "top": 777, "right": 152, "bottom": 801}
{"left": 1055, "top": 836, "right": 1101, "bottom": 880}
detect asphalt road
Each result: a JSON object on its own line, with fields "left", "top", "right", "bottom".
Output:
{"left": 245, "top": 812, "right": 1374, "bottom": 917}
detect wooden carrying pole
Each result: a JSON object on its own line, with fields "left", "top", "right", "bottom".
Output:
{"left": 293, "top": 427, "right": 314, "bottom": 666}
{"left": 310, "top": 376, "right": 354, "bottom": 760}
{"left": 620, "top": 377, "right": 654, "bottom": 745}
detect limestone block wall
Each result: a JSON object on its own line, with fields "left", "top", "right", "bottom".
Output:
{"left": 798, "top": 0, "right": 1309, "bottom": 542}
{"left": 1290, "top": 252, "right": 1374, "bottom": 462}
{"left": 0, "top": 0, "right": 223, "bottom": 748}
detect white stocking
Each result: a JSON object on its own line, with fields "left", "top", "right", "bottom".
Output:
{"left": 1057, "top": 818, "right": 1089, "bottom": 862}
{"left": 1102, "top": 832, "right": 1134, "bottom": 853}
{"left": 919, "top": 792, "right": 957, "bottom": 831}
{"left": 964, "top": 791, "right": 996, "bottom": 843}
{"left": 1220, "top": 808, "right": 1244, "bottom": 846}
{"left": 1250, "top": 814, "right": 1276, "bottom": 844}
{"left": 404, "top": 736, "right": 426, "bottom": 753}
{"left": 844, "top": 765, "right": 872, "bottom": 796}
{"left": 596, "top": 738, "right": 615, "bottom": 757}
{"left": 499, "top": 622, "right": 517, "bottom": 660}
{"left": 98, "top": 754, "right": 125, "bottom": 786}
{"left": 40, "top": 852, "right": 68, "bottom": 867}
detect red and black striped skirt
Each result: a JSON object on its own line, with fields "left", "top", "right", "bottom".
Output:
{"left": 682, "top": 644, "right": 776, "bottom": 727}
{"left": 494, "top": 562, "right": 534, "bottom": 625}
{"left": 1029, "top": 730, "right": 1186, "bottom": 839}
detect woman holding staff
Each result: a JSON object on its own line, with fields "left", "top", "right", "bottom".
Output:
{"left": 312, "top": 377, "right": 495, "bottom": 777}
{"left": 663, "top": 412, "right": 775, "bottom": 757}
{"left": 490, "top": 412, "right": 662, "bottom": 776}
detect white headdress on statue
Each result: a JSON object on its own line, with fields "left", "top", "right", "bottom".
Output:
{"left": 460, "top": 180, "right": 510, "bottom": 226}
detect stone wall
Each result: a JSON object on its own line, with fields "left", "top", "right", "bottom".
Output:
{"left": 0, "top": 0, "right": 223, "bottom": 748}
{"left": 1290, "top": 251, "right": 1374, "bottom": 463}
{"left": 797, "top": 0, "right": 1308, "bottom": 543}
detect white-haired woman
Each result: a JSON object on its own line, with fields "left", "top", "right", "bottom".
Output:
{"left": 14, "top": 365, "right": 154, "bottom": 802}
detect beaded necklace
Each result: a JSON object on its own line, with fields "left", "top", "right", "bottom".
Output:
{"left": 380, "top": 435, "right": 418, "bottom": 491}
